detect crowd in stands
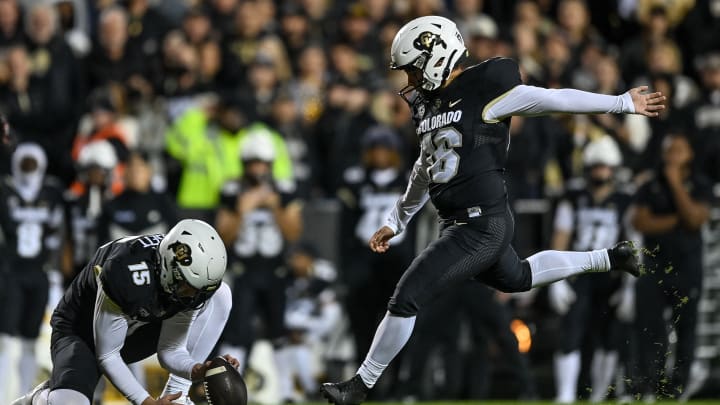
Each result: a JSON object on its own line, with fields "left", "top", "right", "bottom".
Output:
{"left": 1, "top": 0, "right": 720, "bottom": 402}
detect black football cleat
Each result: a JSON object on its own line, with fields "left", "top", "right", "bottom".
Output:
{"left": 608, "top": 241, "right": 640, "bottom": 277}
{"left": 320, "top": 374, "right": 369, "bottom": 405}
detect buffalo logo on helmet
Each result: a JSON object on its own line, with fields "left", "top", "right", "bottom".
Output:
{"left": 413, "top": 31, "right": 446, "bottom": 52}
{"left": 169, "top": 241, "right": 193, "bottom": 266}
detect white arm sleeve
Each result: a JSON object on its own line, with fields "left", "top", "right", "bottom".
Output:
{"left": 553, "top": 200, "right": 575, "bottom": 233}
{"left": 385, "top": 154, "right": 431, "bottom": 234}
{"left": 156, "top": 310, "right": 198, "bottom": 380}
{"left": 94, "top": 285, "right": 150, "bottom": 405}
{"left": 483, "top": 85, "right": 635, "bottom": 122}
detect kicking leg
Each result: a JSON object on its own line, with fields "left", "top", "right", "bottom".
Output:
{"left": 528, "top": 241, "right": 638, "bottom": 288}
{"left": 322, "top": 216, "right": 513, "bottom": 404}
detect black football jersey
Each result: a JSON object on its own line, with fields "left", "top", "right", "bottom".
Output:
{"left": 411, "top": 57, "right": 522, "bottom": 217}
{"left": 339, "top": 167, "right": 415, "bottom": 247}
{"left": 559, "top": 187, "right": 633, "bottom": 251}
{"left": 220, "top": 180, "right": 298, "bottom": 270}
{"left": 51, "top": 234, "right": 192, "bottom": 340}
{"left": 0, "top": 176, "right": 65, "bottom": 269}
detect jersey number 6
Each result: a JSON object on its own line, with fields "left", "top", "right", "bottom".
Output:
{"left": 423, "top": 127, "right": 462, "bottom": 183}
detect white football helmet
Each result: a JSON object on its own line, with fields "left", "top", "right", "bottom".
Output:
{"left": 240, "top": 126, "right": 276, "bottom": 162}
{"left": 77, "top": 140, "right": 118, "bottom": 169}
{"left": 583, "top": 135, "right": 622, "bottom": 167}
{"left": 158, "top": 219, "right": 227, "bottom": 307}
{"left": 390, "top": 15, "right": 467, "bottom": 93}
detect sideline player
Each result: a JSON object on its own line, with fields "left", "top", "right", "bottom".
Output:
{"left": 0, "top": 143, "right": 65, "bottom": 395}
{"left": 13, "top": 219, "right": 236, "bottom": 405}
{"left": 321, "top": 15, "right": 664, "bottom": 405}
{"left": 548, "top": 136, "right": 636, "bottom": 403}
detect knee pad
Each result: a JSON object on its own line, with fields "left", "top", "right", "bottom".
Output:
{"left": 47, "top": 389, "right": 91, "bottom": 405}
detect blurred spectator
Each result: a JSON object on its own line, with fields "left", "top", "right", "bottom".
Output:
{"left": 0, "top": 143, "right": 64, "bottom": 396}
{"left": 125, "top": 0, "right": 170, "bottom": 59}
{"left": 631, "top": 131, "right": 712, "bottom": 400}
{"left": 339, "top": 3, "right": 382, "bottom": 73}
{"left": 238, "top": 53, "right": 282, "bottom": 122}
{"left": 688, "top": 52, "right": 720, "bottom": 182}
{"left": 542, "top": 29, "right": 573, "bottom": 88}
{"left": 620, "top": 4, "right": 673, "bottom": 85}
{"left": 287, "top": 44, "right": 327, "bottom": 126}
{"left": 555, "top": 0, "right": 602, "bottom": 70}
{"left": 216, "top": 130, "right": 303, "bottom": 372}
{"left": 0, "top": 0, "right": 25, "bottom": 48}
{"left": 53, "top": 0, "right": 91, "bottom": 57}
{"left": 22, "top": 3, "right": 83, "bottom": 178}
{"left": 207, "top": 0, "right": 239, "bottom": 37}
{"left": 87, "top": 6, "right": 153, "bottom": 100}
{"left": 464, "top": 15, "right": 499, "bottom": 65}
{"left": 180, "top": 7, "right": 222, "bottom": 92}
{"left": 315, "top": 80, "right": 376, "bottom": 195}
{"left": 512, "top": 24, "right": 543, "bottom": 83}
{"left": 164, "top": 96, "right": 245, "bottom": 220}
{"left": 71, "top": 88, "right": 129, "bottom": 194}
{"left": 269, "top": 90, "right": 317, "bottom": 199}
{"left": 64, "top": 140, "right": 119, "bottom": 279}
{"left": 505, "top": 114, "right": 563, "bottom": 201}
{"left": 677, "top": 0, "right": 720, "bottom": 71}
{"left": 278, "top": 4, "right": 311, "bottom": 70}
{"left": 275, "top": 242, "right": 341, "bottom": 403}
{"left": 217, "top": 0, "right": 272, "bottom": 90}
{"left": 96, "top": 151, "right": 178, "bottom": 245}
{"left": 641, "top": 39, "right": 699, "bottom": 108}
{"left": 336, "top": 126, "right": 415, "bottom": 386}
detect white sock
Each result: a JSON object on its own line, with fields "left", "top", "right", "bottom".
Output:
{"left": 554, "top": 350, "right": 581, "bottom": 403}
{"left": 19, "top": 339, "right": 37, "bottom": 393}
{"left": 46, "top": 389, "right": 90, "bottom": 405}
{"left": 590, "top": 350, "right": 618, "bottom": 403}
{"left": 274, "top": 346, "right": 295, "bottom": 400}
{"left": 529, "top": 249, "right": 610, "bottom": 288}
{"left": 0, "top": 334, "right": 14, "bottom": 398}
{"left": 292, "top": 345, "right": 317, "bottom": 393}
{"left": 356, "top": 313, "right": 416, "bottom": 388}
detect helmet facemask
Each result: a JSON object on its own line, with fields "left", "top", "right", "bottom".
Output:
{"left": 159, "top": 252, "right": 219, "bottom": 309}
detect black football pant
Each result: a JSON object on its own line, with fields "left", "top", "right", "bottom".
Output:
{"left": 633, "top": 253, "right": 702, "bottom": 398}
{"left": 222, "top": 269, "right": 286, "bottom": 349}
{"left": 558, "top": 272, "right": 623, "bottom": 354}
{"left": 387, "top": 209, "right": 532, "bottom": 318}
{"left": 0, "top": 269, "right": 49, "bottom": 338}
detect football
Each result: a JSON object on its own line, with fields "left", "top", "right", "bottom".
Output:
{"left": 203, "top": 357, "right": 248, "bottom": 405}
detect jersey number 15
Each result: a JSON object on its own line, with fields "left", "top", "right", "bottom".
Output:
{"left": 128, "top": 262, "right": 151, "bottom": 286}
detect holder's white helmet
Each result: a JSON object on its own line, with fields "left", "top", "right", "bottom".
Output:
{"left": 583, "top": 135, "right": 622, "bottom": 167}
{"left": 390, "top": 15, "right": 467, "bottom": 93}
{"left": 158, "top": 219, "right": 227, "bottom": 308}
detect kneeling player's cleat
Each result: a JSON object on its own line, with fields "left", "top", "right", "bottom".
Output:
{"left": 608, "top": 241, "right": 640, "bottom": 277}
{"left": 320, "top": 374, "right": 369, "bottom": 405}
{"left": 11, "top": 380, "right": 49, "bottom": 405}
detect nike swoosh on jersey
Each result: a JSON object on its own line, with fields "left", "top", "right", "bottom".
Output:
{"left": 449, "top": 98, "right": 462, "bottom": 107}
